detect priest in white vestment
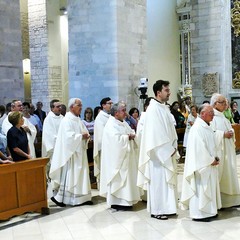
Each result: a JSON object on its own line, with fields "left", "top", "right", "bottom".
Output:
{"left": 181, "top": 104, "right": 222, "bottom": 221}
{"left": 42, "top": 99, "right": 64, "bottom": 180}
{"left": 100, "top": 101, "right": 141, "bottom": 210}
{"left": 93, "top": 97, "right": 112, "bottom": 186}
{"left": 138, "top": 80, "right": 179, "bottom": 220}
{"left": 210, "top": 94, "right": 240, "bottom": 208}
{"left": 49, "top": 98, "right": 92, "bottom": 207}
{"left": 2, "top": 100, "right": 36, "bottom": 158}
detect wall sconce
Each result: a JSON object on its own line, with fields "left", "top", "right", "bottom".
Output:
{"left": 23, "top": 58, "right": 31, "bottom": 74}
{"left": 60, "top": 7, "right": 68, "bottom": 15}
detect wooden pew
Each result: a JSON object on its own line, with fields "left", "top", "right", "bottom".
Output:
{"left": 232, "top": 124, "right": 240, "bottom": 152}
{"left": 176, "top": 128, "right": 186, "bottom": 163}
{"left": 0, "top": 157, "right": 49, "bottom": 220}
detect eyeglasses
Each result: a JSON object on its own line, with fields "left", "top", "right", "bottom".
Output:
{"left": 217, "top": 101, "right": 226, "bottom": 105}
{"left": 106, "top": 102, "right": 113, "bottom": 105}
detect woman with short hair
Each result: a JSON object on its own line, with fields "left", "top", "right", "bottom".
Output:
{"left": 7, "top": 111, "right": 31, "bottom": 161}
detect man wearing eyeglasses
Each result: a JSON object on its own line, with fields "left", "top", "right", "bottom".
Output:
{"left": 210, "top": 93, "right": 240, "bottom": 208}
{"left": 42, "top": 99, "right": 64, "bottom": 181}
{"left": 93, "top": 97, "right": 113, "bottom": 188}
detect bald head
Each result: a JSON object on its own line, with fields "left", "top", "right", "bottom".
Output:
{"left": 199, "top": 104, "right": 214, "bottom": 124}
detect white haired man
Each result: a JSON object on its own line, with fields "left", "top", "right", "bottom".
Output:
{"left": 49, "top": 98, "right": 92, "bottom": 207}
{"left": 210, "top": 93, "right": 240, "bottom": 208}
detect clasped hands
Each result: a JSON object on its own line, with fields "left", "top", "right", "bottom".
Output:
{"left": 224, "top": 129, "right": 234, "bottom": 139}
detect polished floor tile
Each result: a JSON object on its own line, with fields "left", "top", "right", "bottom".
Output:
{"left": 1, "top": 156, "right": 240, "bottom": 240}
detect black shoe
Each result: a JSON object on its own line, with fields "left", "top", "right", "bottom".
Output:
{"left": 151, "top": 214, "right": 168, "bottom": 220}
{"left": 50, "top": 197, "right": 66, "bottom": 207}
{"left": 75, "top": 201, "right": 93, "bottom": 206}
{"left": 192, "top": 218, "right": 210, "bottom": 222}
{"left": 111, "top": 205, "right": 133, "bottom": 211}
{"left": 82, "top": 201, "right": 93, "bottom": 206}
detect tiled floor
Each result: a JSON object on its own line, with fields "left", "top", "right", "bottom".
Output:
{"left": 1, "top": 156, "right": 240, "bottom": 240}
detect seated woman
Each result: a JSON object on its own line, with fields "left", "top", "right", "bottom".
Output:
{"left": 7, "top": 111, "right": 31, "bottom": 161}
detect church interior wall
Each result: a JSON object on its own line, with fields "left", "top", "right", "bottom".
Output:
{"left": 0, "top": 0, "right": 24, "bottom": 105}
{"left": 1, "top": 0, "right": 239, "bottom": 109}
{"left": 147, "top": 0, "right": 180, "bottom": 104}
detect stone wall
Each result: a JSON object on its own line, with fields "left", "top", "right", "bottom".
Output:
{"left": 0, "top": 0, "right": 24, "bottom": 105}
{"left": 28, "top": 0, "right": 50, "bottom": 110}
{"left": 68, "top": 0, "right": 147, "bottom": 109}
{"left": 190, "top": 0, "right": 232, "bottom": 104}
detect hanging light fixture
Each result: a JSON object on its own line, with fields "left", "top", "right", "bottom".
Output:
{"left": 22, "top": 58, "right": 31, "bottom": 74}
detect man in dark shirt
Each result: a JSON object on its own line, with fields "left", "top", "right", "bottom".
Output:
{"left": 34, "top": 101, "right": 46, "bottom": 124}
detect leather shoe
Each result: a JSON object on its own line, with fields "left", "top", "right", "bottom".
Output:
{"left": 111, "top": 205, "right": 133, "bottom": 211}
{"left": 192, "top": 217, "right": 210, "bottom": 222}
{"left": 51, "top": 197, "right": 66, "bottom": 207}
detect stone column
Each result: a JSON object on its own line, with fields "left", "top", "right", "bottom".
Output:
{"left": 68, "top": 0, "right": 147, "bottom": 109}
{"left": 0, "top": 0, "right": 24, "bottom": 104}
{"left": 190, "top": 0, "right": 232, "bottom": 104}
{"left": 28, "top": 0, "right": 50, "bottom": 110}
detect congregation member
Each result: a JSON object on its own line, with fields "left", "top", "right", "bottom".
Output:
{"left": 223, "top": 99, "right": 235, "bottom": 124}
{"left": 125, "top": 107, "right": 139, "bottom": 131}
{"left": 82, "top": 107, "right": 94, "bottom": 140}
{"left": 42, "top": 99, "right": 64, "bottom": 180}
{"left": 179, "top": 100, "right": 189, "bottom": 123}
{"left": 0, "top": 157, "right": 13, "bottom": 164}
{"left": 138, "top": 80, "right": 178, "bottom": 220}
{"left": 171, "top": 101, "right": 186, "bottom": 129}
{"left": 60, "top": 104, "right": 67, "bottom": 116}
{"left": 100, "top": 101, "right": 141, "bottom": 210}
{"left": 93, "top": 97, "right": 112, "bottom": 187}
{"left": 7, "top": 111, "right": 31, "bottom": 161}
{"left": 183, "top": 105, "right": 198, "bottom": 147}
{"left": 0, "top": 105, "right": 7, "bottom": 132}
{"left": 185, "top": 96, "right": 192, "bottom": 113}
{"left": 29, "top": 103, "right": 43, "bottom": 133}
{"left": 34, "top": 101, "right": 46, "bottom": 124}
{"left": 230, "top": 101, "right": 240, "bottom": 124}
{"left": 22, "top": 102, "right": 41, "bottom": 136}
{"left": 181, "top": 104, "right": 221, "bottom": 222}
{"left": 50, "top": 98, "right": 92, "bottom": 207}
{"left": 210, "top": 94, "right": 240, "bottom": 208}
{"left": 93, "top": 106, "right": 101, "bottom": 119}
{"left": 2, "top": 100, "right": 37, "bottom": 158}
{"left": 82, "top": 107, "right": 95, "bottom": 184}
{"left": 0, "top": 132, "right": 12, "bottom": 163}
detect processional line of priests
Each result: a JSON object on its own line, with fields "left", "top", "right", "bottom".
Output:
{"left": 40, "top": 81, "right": 240, "bottom": 222}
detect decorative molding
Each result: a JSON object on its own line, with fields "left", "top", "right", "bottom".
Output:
{"left": 233, "top": 71, "right": 240, "bottom": 88}
{"left": 202, "top": 72, "right": 219, "bottom": 97}
{"left": 231, "top": 0, "right": 240, "bottom": 37}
